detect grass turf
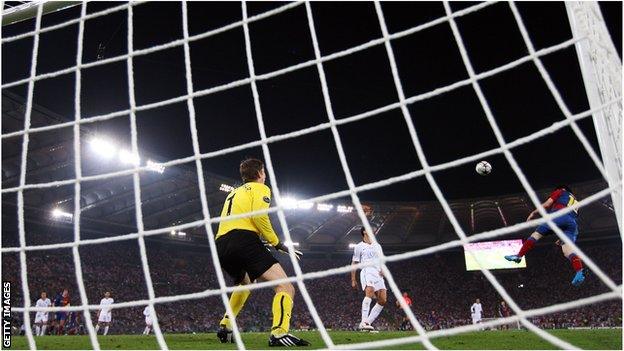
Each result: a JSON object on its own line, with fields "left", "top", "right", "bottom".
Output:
{"left": 9, "top": 329, "right": 622, "bottom": 350}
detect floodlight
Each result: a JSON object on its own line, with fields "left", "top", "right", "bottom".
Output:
{"left": 297, "top": 201, "right": 314, "bottom": 210}
{"left": 317, "top": 203, "right": 333, "bottom": 212}
{"left": 89, "top": 137, "right": 117, "bottom": 159}
{"left": 337, "top": 205, "right": 353, "bottom": 213}
{"left": 281, "top": 197, "right": 299, "bottom": 210}
{"left": 219, "top": 184, "right": 235, "bottom": 192}
{"left": 51, "top": 208, "right": 73, "bottom": 221}
{"left": 146, "top": 160, "right": 165, "bottom": 174}
{"left": 119, "top": 149, "right": 140, "bottom": 166}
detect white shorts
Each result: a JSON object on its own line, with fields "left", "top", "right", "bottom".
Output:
{"left": 471, "top": 313, "right": 482, "bottom": 324}
{"left": 360, "top": 269, "right": 386, "bottom": 292}
{"left": 145, "top": 317, "right": 153, "bottom": 326}
{"left": 34, "top": 312, "right": 48, "bottom": 324}
{"left": 98, "top": 312, "right": 112, "bottom": 323}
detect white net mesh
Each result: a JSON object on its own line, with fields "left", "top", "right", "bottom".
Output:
{"left": 1, "top": 1, "right": 622, "bottom": 350}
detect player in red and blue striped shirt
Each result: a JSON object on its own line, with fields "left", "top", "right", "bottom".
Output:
{"left": 504, "top": 185, "right": 586, "bottom": 286}
{"left": 54, "top": 289, "right": 71, "bottom": 335}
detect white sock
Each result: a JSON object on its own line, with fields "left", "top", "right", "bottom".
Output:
{"left": 41, "top": 325, "right": 47, "bottom": 336}
{"left": 143, "top": 326, "right": 150, "bottom": 335}
{"left": 35, "top": 325, "right": 41, "bottom": 336}
{"left": 95, "top": 324, "right": 100, "bottom": 334}
{"left": 104, "top": 326, "right": 109, "bottom": 335}
{"left": 366, "top": 303, "right": 384, "bottom": 324}
{"left": 361, "top": 297, "right": 372, "bottom": 323}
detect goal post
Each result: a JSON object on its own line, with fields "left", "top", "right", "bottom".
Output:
{"left": 2, "top": 1, "right": 80, "bottom": 26}
{"left": 565, "top": 1, "right": 623, "bottom": 233}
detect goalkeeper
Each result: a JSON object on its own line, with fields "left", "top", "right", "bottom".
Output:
{"left": 215, "top": 158, "right": 309, "bottom": 347}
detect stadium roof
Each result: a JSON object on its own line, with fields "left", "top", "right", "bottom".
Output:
{"left": 2, "top": 91, "right": 618, "bottom": 251}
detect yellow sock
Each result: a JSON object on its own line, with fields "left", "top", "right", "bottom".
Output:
{"left": 271, "top": 292, "right": 293, "bottom": 336}
{"left": 220, "top": 288, "right": 251, "bottom": 329}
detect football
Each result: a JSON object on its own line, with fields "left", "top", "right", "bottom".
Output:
{"left": 476, "top": 161, "right": 492, "bottom": 176}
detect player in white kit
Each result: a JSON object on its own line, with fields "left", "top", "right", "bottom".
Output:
{"left": 95, "top": 291, "right": 114, "bottom": 335}
{"left": 143, "top": 306, "right": 152, "bottom": 335}
{"left": 34, "top": 291, "right": 51, "bottom": 336}
{"left": 471, "top": 298, "right": 483, "bottom": 325}
{"left": 351, "top": 227, "right": 387, "bottom": 331}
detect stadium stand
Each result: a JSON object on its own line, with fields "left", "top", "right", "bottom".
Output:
{"left": 2, "top": 91, "right": 620, "bottom": 335}
{"left": 3, "top": 234, "right": 621, "bottom": 334}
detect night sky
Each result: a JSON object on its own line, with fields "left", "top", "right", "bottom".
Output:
{"left": 2, "top": 1, "right": 622, "bottom": 203}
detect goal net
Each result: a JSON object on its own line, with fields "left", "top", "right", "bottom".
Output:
{"left": 1, "top": 1, "right": 621, "bottom": 350}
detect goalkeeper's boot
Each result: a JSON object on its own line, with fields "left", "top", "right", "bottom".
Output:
{"left": 358, "top": 321, "right": 374, "bottom": 331}
{"left": 217, "top": 325, "right": 233, "bottom": 343}
{"left": 504, "top": 255, "right": 522, "bottom": 264}
{"left": 571, "top": 269, "right": 586, "bottom": 286}
{"left": 269, "top": 333, "right": 310, "bottom": 347}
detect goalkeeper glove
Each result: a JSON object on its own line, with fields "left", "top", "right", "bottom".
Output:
{"left": 274, "top": 242, "right": 303, "bottom": 260}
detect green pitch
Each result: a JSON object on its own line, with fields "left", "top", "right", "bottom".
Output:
{"left": 10, "top": 329, "right": 621, "bottom": 350}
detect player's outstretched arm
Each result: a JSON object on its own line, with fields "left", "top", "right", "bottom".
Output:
{"left": 527, "top": 198, "right": 554, "bottom": 221}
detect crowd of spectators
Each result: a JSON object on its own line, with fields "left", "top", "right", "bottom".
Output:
{"left": 2, "top": 233, "right": 621, "bottom": 335}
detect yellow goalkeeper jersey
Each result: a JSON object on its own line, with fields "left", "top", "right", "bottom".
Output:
{"left": 215, "top": 182, "right": 280, "bottom": 246}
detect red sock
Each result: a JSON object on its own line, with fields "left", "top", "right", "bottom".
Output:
{"left": 517, "top": 237, "right": 537, "bottom": 257}
{"left": 569, "top": 254, "right": 583, "bottom": 272}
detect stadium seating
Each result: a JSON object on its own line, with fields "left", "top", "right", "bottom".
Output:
{"left": 3, "top": 232, "right": 620, "bottom": 334}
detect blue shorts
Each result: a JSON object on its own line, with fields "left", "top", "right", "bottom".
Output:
{"left": 56, "top": 312, "right": 68, "bottom": 321}
{"left": 536, "top": 213, "right": 578, "bottom": 242}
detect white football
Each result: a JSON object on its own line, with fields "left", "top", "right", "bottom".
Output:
{"left": 476, "top": 161, "right": 492, "bottom": 176}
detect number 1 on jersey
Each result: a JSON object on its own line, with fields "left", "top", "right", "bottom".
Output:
{"left": 226, "top": 193, "right": 236, "bottom": 216}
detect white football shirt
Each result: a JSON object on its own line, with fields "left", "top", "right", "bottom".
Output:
{"left": 352, "top": 241, "right": 383, "bottom": 273}
{"left": 35, "top": 298, "right": 51, "bottom": 309}
{"left": 471, "top": 303, "right": 483, "bottom": 315}
{"left": 99, "top": 297, "right": 114, "bottom": 314}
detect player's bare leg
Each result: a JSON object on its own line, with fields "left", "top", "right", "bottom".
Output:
{"left": 218, "top": 273, "right": 252, "bottom": 343}
{"left": 505, "top": 232, "right": 542, "bottom": 263}
{"left": 260, "top": 263, "right": 309, "bottom": 347}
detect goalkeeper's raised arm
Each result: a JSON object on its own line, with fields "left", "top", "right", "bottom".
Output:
{"left": 214, "top": 158, "right": 309, "bottom": 347}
